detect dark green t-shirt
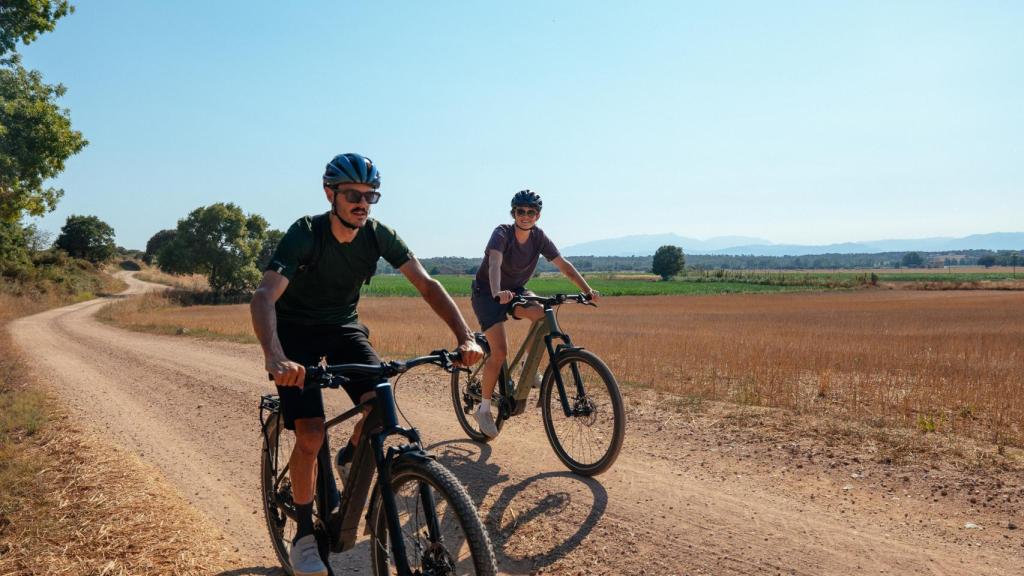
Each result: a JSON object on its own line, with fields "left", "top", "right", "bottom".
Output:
{"left": 267, "top": 214, "right": 413, "bottom": 325}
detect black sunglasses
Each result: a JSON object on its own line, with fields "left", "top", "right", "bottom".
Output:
{"left": 514, "top": 207, "right": 538, "bottom": 217}
{"left": 328, "top": 185, "right": 381, "bottom": 204}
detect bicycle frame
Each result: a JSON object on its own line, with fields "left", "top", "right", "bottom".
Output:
{"left": 261, "top": 380, "right": 436, "bottom": 576}
{"left": 479, "top": 302, "right": 585, "bottom": 419}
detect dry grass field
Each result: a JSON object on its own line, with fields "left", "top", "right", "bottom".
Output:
{"left": 100, "top": 290, "right": 1024, "bottom": 448}
{"left": 1, "top": 277, "right": 238, "bottom": 575}
{"left": 133, "top": 268, "right": 210, "bottom": 291}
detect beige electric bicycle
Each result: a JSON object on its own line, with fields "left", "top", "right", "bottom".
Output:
{"left": 450, "top": 293, "right": 625, "bottom": 476}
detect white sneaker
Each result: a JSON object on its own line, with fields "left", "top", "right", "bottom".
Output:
{"left": 290, "top": 534, "right": 328, "bottom": 576}
{"left": 474, "top": 407, "right": 499, "bottom": 438}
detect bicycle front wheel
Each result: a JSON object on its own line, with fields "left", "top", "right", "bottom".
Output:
{"left": 540, "top": 349, "right": 626, "bottom": 476}
{"left": 369, "top": 457, "right": 497, "bottom": 576}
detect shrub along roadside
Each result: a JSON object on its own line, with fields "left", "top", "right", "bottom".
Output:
{"left": 0, "top": 271, "right": 239, "bottom": 575}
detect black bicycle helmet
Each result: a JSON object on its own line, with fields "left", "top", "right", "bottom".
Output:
{"left": 323, "top": 153, "right": 381, "bottom": 189}
{"left": 510, "top": 189, "right": 542, "bottom": 210}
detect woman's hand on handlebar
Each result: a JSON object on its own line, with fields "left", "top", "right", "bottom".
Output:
{"left": 585, "top": 289, "right": 601, "bottom": 303}
{"left": 266, "top": 356, "right": 306, "bottom": 387}
{"left": 493, "top": 290, "right": 514, "bottom": 305}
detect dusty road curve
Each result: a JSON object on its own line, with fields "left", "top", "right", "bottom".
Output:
{"left": 9, "top": 274, "right": 1021, "bottom": 575}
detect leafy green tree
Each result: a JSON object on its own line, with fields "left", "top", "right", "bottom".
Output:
{"left": 652, "top": 245, "right": 684, "bottom": 280}
{"left": 158, "top": 202, "right": 267, "bottom": 294}
{"left": 257, "top": 228, "right": 284, "bottom": 269}
{"left": 901, "top": 252, "right": 924, "bottom": 268}
{"left": 144, "top": 229, "right": 176, "bottom": 264}
{"left": 54, "top": 214, "right": 115, "bottom": 262}
{"left": 0, "top": 219, "right": 32, "bottom": 276}
{"left": 0, "top": 1, "right": 87, "bottom": 223}
{"left": 0, "top": 1, "right": 74, "bottom": 58}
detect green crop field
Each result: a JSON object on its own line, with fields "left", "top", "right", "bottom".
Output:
{"left": 361, "top": 274, "right": 823, "bottom": 297}
{"left": 359, "top": 268, "right": 1024, "bottom": 298}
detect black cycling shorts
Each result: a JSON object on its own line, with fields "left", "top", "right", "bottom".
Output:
{"left": 275, "top": 321, "right": 381, "bottom": 430}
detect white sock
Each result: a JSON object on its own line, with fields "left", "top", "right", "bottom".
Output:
{"left": 478, "top": 399, "right": 491, "bottom": 413}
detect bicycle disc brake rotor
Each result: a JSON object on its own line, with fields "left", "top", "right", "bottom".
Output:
{"left": 463, "top": 379, "right": 482, "bottom": 413}
{"left": 573, "top": 396, "right": 598, "bottom": 426}
{"left": 421, "top": 541, "right": 458, "bottom": 575}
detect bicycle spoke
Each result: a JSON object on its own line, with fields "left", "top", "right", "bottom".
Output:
{"left": 380, "top": 473, "right": 476, "bottom": 574}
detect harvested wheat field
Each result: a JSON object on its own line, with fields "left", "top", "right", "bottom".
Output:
{"left": 22, "top": 278, "right": 1024, "bottom": 574}
{"left": 102, "top": 289, "right": 1024, "bottom": 447}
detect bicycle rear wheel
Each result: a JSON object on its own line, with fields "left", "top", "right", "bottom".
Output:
{"left": 260, "top": 411, "right": 299, "bottom": 571}
{"left": 540, "top": 349, "right": 626, "bottom": 476}
{"left": 369, "top": 457, "right": 497, "bottom": 576}
{"left": 450, "top": 361, "right": 506, "bottom": 443}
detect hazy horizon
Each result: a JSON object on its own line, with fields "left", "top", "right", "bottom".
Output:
{"left": 19, "top": 1, "right": 1023, "bottom": 257}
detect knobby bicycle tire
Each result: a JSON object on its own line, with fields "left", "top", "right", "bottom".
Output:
{"left": 261, "top": 412, "right": 299, "bottom": 573}
{"left": 540, "top": 349, "right": 626, "bottom": 476}
{"left": 369, "top": 457, "right": 498, "bottom": 576}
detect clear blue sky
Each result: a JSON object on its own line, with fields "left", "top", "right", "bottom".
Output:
{"left": 20, "top": 1, "right": 1024, "bottom": 256}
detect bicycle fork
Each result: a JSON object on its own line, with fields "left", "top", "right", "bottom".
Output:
{"left": 369, "top": 381, "right": 444, "bottom": 576}
{"left": 542, "top": 307, "right": 586, "bottom": 418}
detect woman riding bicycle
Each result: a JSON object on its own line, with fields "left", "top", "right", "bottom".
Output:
{"left": 470, "top": 190, "right": 599, "bottom": 438}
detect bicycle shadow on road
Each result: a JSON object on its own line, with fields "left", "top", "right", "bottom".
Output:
{"left": 426, "top": 439, "right": 609, "bottom": 574}
{"left": 426, "top": 438, "right": 507, "bottom": 508}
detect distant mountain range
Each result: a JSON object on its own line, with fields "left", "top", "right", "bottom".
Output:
{"left": 561, "top": 232, "right": 1024, "bottom": 257}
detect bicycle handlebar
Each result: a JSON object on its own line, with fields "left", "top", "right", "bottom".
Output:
{"left": 497, "top": 292, "right": 598, "bottom": 308}
{"left": 266, "top": 349, "right": 464, "bottom": 388}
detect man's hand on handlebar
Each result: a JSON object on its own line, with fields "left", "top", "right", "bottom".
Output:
{"left": 585, "top": 289, "right": 601, "bottom": 303}
{"left": 266, "top": 356, "right": 306, "bottom": 387}
{"left": 454, "top": 339, "right": 484, "bottom": 368}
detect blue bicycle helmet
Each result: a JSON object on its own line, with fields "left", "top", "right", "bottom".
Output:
{"left": 323, "top": 153, "right": 381, "bottom": 189}
{"left": 511, "top": 189, "right": 542, "bottom": 210}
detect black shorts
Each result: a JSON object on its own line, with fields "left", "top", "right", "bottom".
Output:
{"left": 275, "top": 321, "right": 381, "bottom": 430}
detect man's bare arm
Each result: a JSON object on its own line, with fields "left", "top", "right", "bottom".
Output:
{"left": 399, "top": 257, "right": 483, "bottom": 366}
{"left": 250, "top": 270, "right": 305, "bottom": 386}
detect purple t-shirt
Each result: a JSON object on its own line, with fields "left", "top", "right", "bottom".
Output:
{"left": 474, "top": 224, "right": 560, "bottom": 295}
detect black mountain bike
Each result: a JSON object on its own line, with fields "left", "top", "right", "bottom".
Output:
{"left": 451, "top": 293, "right": 626, "bottom": 476}
{"left": 260, "top": 350, "right": 498, "bottom": 576}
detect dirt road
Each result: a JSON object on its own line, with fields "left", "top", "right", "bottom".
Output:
{"left": 9, "top": 275, "right": 1022, "bottom": 575}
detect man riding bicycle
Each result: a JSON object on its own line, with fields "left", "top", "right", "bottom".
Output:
{"left": 250, "top": 153, "right": 483, "bottom": 576}
{"left": 470, "top": 189, "right": 598, "bottom": 438}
